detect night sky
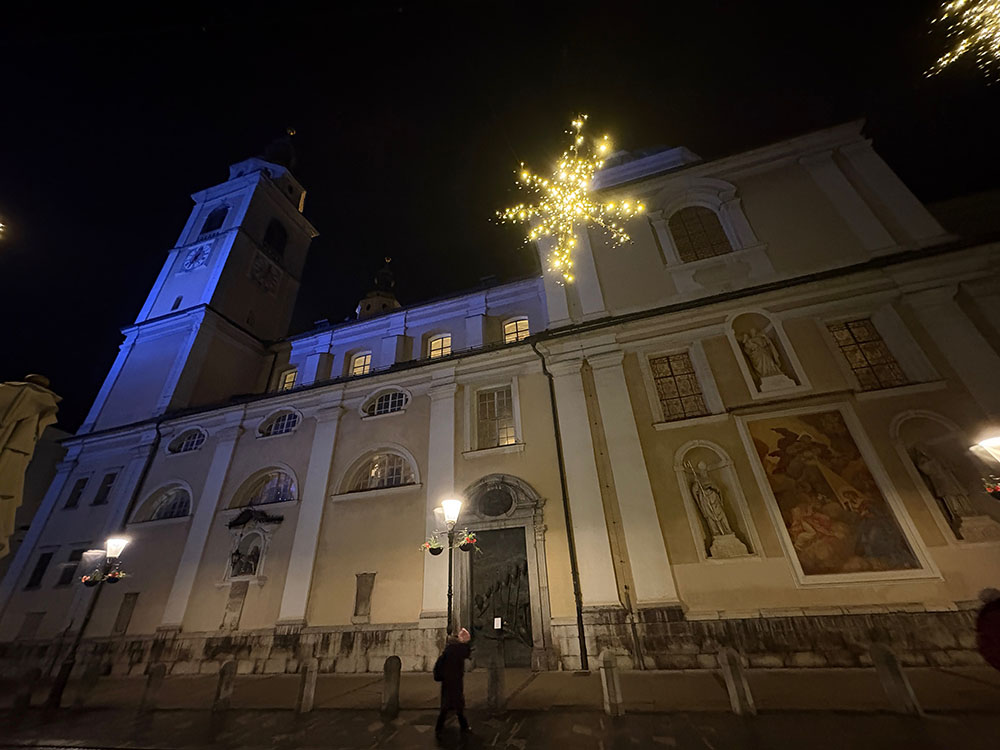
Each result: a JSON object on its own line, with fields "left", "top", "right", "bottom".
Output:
{"left": 2, "top": 2, "right": 998, "bottom": 431}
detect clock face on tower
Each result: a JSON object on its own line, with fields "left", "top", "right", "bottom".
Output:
{"left": 182, "top": 243, "right": 212, "bottom": 271}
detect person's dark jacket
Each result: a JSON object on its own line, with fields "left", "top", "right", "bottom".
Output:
{"left": 978, "top": 598, "right": 1000, "bottom": 672}
{"left": 438, "top": 640, "right": 471, "bottom": 710}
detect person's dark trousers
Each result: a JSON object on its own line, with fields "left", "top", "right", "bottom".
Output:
{"left": 436, "top": 709, "right": 469, "bottom": 732}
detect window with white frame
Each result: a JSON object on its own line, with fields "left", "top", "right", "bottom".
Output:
{"left": 55, "top": 549, "right": 87, "bottom": 587}
{"left": 477, "top": 386, "right": 516, "bottom": 448}
{"left": 668, "top": 207, "right": 733, "bottom": 263}
{"left": 259, "top": 411, "right": 300, "bottom": 437}
{"left": 64, "top": 477, "right": 88, "bottom": 509}
{"left": 827, "top": 319, "right": 909, "bottom": 391}
{"left": 145, "top": 486, "right": 192, "bottom": 521}
{"left": 351, "top": 352, "right": 372, "bottom": 376}
{"left": 503, "top": 318, "right": 530, "bottom": 344}
{"left": 649, "top": 352, "right": 710, "bottom": 421}
{"left": 233, "top": 470, "right": 297, "bottom": 508}
{"left": 278, "top": 368, "right": 297, "bottom": 391}
{"left": 362, "top": 388, "right": 408, "bottom": 417}
{"left": 428, "top": 334, "right": 452, "bottom": 359}
{"left": 349, "top": 452, "right": 415, "bottom": 492}
{"left": 91, "top": 471, "right": 118, "bottom": 506}
{"left": 168, "top": 429, "right": 206, "bottom": 454}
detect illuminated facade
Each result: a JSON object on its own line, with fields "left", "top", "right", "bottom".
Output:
{"left": 2, "top": 121, "right": 999, "bottom": 676}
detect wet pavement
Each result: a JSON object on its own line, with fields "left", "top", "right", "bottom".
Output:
{"left": 1, "top": 706, "right": 1000, "bottom": 749}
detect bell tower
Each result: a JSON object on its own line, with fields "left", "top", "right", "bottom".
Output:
{"left": 80, "top": 146, "right": 319, "bottom": 433}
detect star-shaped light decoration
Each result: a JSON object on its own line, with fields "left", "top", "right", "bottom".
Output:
{"left": 927, "top": 0, "right": 1000, "bottom": 80}
{"left": 499, "top": 115, "right": 644, "bottom": 284}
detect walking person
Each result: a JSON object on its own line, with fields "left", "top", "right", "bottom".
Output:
{"left": 434, "top": 627, "right": 472, "bottom": 737}
{"left": 977, "top": 588, "right": 1000, "bottom": 672}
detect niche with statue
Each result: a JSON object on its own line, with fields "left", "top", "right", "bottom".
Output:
{"left": 893, "top": 412, "right": 1000, "bottom": 543}
{"left": 728, "top": 311, "right": 804, "bottom": 396}
{"left": 674, "top": 441, "right": 759, "bottom": 560}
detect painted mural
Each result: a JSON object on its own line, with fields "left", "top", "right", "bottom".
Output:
{"left": 747, "top": 409, "right": 919, "bottom": 575}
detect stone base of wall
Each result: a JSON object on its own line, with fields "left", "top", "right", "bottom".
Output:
{"left": 551, "top": 606, "right": 984, "bottom": 671}
{"left": 0, "top": 606, "right": 984, "bottom": 678}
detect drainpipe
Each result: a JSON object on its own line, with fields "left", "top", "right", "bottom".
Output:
{"left": 530, "top": 341, "right": 588, "bottom": 671}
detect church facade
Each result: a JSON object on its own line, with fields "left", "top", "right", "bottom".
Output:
{"left": 2, "top": 121, "right": 1000, "bottom": 677}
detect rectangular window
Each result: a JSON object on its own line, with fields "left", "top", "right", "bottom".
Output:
{"left": 91, "top": 472, "right": 118, "bottom": 505}
{"left": 354, "top": 572, "right": 376, "bottom": 619}
{"left": 25, "top": 552, "right": 53, "bottom": 589}
{"left": 278, "top": 368, "right": 297, "bottom": 391}
{"left": 55, "top": 548, "right": 87, "bottom": 587}
{"left": 64, "top": 478, "right": 88, "bottom": 509}
{"left": 351, "top": 352, "right": 372, "bottom": 376}
{"left": 649, "top": 352, "right": 710, "bottom": 422}
{"left": 428, "top": 334, "right": 452, "bottom": 359}
{"left": 828, "top": 319, "right": 909, "bottom": 392}
{"left": 477, "top": 386, "right": 516, "bottom": 449}
{"left": 17, "top": 612, "right": 44, "bottom": 640}
{"left": 503, "top": 319, "right": 530, "bottom": 344}
{"left": 112, "top": 592, "right": 139, "bottom": 635}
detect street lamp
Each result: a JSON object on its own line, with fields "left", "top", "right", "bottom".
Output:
{"left": 46, "top": 537, "right": 130, "bottom": 708}
{"left": 441, "top": 498, "right": 462, "bottom": 636}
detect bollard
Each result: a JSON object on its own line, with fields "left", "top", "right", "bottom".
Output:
{"left": 599, "top": 650, "right": 624, "bottom": 717}
{"left": 870, "top": 644, "right": 922, "bottom": 716}
{"left": 381, "top": 655, "right": 401, "bottom": 719}
{"left": 12, "top": 666, "right": 41, "bottom": 712}
{"left": 297, "top": 657, "right": 319, "bottom": 714}
{"left": 717, "top": 647, "right": 756, "bottom": 716}
{"left": 140, "top": 663, "right": 167, "bottom": 712}
{"left": 212, "top": 660, "right": 236, "bottom": 712}
{"left": 486, "top": 644, "right": 506, "bottom": 715}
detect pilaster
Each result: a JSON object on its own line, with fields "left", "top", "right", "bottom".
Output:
{"left": 800, "top": 151, "right": 895, "bottom": 254}
{"left": 588, "top": 351, "right": 680, "bottom": 606}
{"left": 277, "top": 401, "right": 343, "bottom": 625}
{"left": 420, "top": 376, "right": 458, "bottom": 622}
{"left": 548, "top": 358, "right": 621, "bottom": 607}
{"left": 159, "top": 419, "right": 244, "bottom": 630}
{"left": 905, "top": 286, "right": 1000, "bottom": 418}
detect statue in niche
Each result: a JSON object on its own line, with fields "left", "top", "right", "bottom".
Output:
{"left": 685, "top": 460, "right": 749, "bottom": 558}
{"left": 739, "top": 327, "right": 795, "bottom": 391}
{"left": 912, "top": 443, "right": 1000, "bottom": 543}
{"left": 913, "top": 446, "right": 975, "bottom": 519}
{"left": 230, "top": 538, "right": 261, "bottom": 577}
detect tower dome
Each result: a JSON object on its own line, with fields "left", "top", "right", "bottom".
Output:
{"left": 356, "top": 258, "right": 401, "bottom": 320}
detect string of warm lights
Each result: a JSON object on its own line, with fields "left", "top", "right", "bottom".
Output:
{"left": 498, "top": 115, "right": 644, "bottom": 284}
{"left": 927, "top": 0, "right": 1000, "bottom": 79}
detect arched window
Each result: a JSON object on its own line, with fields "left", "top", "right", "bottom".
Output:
{"left": 262, "top": 219, "right": 288, "bottom": 259}
{"left": 168, "top": 429, "right": 207, "bottom": 454}
{"left": 350, "top": 352, "right": 372, "bottom": 376}
{"left": 503, "top": 318, "right": 530, "bottom": 344}
{"left": 134, "top": 484, "right": 192, "bottom": 522}
{"left": 668, "top": 207, "right": 733, "bottom": 263}
{"left": 428, "top": 334, "right": 452, "bottom": 359}
{"left": 200, "top": 206, "right": 228, "bottom": 234}
{"left": 259, "top": 411, "right": 300, "bottom": 437}
{"left": 361, "top": 388, "right": 409, "bottom": 417}
{"left": 349, "top": 452, "right": 415, "bottom": 492}
{"left": 232, "top": 469, "right": 297, "bottom": 508}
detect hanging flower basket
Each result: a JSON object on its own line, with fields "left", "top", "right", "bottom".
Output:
{"left": 422, "top": 537, "right": 444, "bottom": 556}
{"left": 458, "top": 529, "right": 478, "bottom": 553}
{"left": 984, "top": 475, "right": 1000, "bottom": 501}
{"left": 105, "top": 570, "right": 125, "bottom": 584}
{"left": 81, "top": 575, "right": 99, "bottom": 587}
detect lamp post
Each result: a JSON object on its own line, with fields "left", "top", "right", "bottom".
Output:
{"left": 441, "top": 498, "right": 462, "bottom": 635}
{"left": 46, "top": 537, "right": 129, "bottom": 709}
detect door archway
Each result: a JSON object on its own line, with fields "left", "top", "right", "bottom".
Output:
{"left": 456, "top": 474, "right": 554, "bottom": 670}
